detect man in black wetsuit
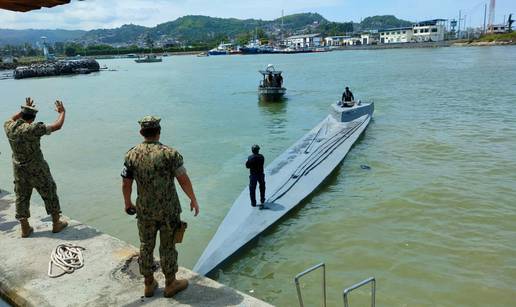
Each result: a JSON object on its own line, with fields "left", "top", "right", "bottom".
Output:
{"left": 246, "top": 144, "right": 266, "bottom": 209}
{"left": 341, "top": 86, "right": 355, "bottom": 107}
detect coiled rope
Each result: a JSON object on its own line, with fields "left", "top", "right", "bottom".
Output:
{"left": 48, "top": 243, "right": 85, "bottom": 278}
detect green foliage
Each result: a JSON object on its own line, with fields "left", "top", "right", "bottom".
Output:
{"left": 360, "top": 15, "right": 413, "bottom": 30}
{"left": 318, "top": 22, "right": 354, "bottom": 36}
{"left": 275, "top": 12, "right": 327, "bottom": 29}
{"left": 477, "top": 31, "right": 516, "bottom": 42}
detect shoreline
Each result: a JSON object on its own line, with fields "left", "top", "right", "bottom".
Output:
{"left": 2, "top": 41, "right": 515, "bottom": 71}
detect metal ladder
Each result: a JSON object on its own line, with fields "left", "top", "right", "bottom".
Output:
{"left": 294, "top": 263, "right": 376, "bottom": 307}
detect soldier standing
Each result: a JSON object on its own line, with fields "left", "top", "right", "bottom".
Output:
{"left": 121, "top": 116, "right": 200, "bottom": 298}
{"left": 3, "top": 97, "right": 68, "bottom": 238}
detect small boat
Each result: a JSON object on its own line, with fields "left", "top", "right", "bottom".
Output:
{"left": 194, "top": 100, "right": 374, "bottom": 276}
{"left": 134, "top": 54, "right": 162, "bottom": 63}
{"left": 258, "top": 64, "right": 286, "bottom": 101}
{"left": 196, "top": 52, "right": 209, "bottom": 57}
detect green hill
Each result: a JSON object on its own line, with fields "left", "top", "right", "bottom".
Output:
{"left": 80, "top": 24, "right": 149, "bottom": 45}
{"left": 0, "top": 13, "right": 415, "bottom": 47}
{"left": 359, "top": 15, "right": 413, "bottom": 30}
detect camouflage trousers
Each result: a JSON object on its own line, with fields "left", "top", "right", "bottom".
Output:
{"left": 13, "top": 161, "right": 61, "bottom": 220}
{"left": 137, "top": 218, "right": 180, "bottom": 277}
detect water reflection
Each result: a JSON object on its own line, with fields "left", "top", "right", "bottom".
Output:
{"left": 258, "top": 99, "right": 288, "bottom": 136}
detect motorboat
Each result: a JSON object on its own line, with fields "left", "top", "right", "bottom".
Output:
{"left": 194, "top": 100, "right": 374, "bottom": 276}
{"left": 258, "top": 64, "right": 286, "bottom": 101}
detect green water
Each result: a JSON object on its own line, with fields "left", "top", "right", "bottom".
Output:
{"left": 1, "top": 47, "right": 515, "bottom": 306}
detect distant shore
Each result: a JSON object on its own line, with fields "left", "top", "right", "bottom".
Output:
{"left": 2, "top": 38, "right": 515, "bottom": 72}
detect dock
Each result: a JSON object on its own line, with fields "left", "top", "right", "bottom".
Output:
{"left": 0, "top": 191, "right": 272, "bottom": 307}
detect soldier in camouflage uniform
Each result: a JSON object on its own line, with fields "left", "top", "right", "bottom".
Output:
{"left": 121, "top": 116, "right": 200, "bottom": 298}
{"left": 4, "top": 97, "right": 68, "bottom": 238}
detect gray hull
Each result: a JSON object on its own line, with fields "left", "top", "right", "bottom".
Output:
{"left": 259, "top": 87, "right": 286, "bottom": 101}
{"left": 194, "top": 102, "right": 374, "bottom": 276}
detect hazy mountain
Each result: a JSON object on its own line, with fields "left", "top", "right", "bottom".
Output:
{"left": 0, "top": 29, "right": 85, "bottom": 46}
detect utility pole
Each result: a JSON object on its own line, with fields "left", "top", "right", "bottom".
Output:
{"left": 464, "top": 14, "right": 467, "bottom": 39}
{"left": 458, "top": 10, "right": 462, "bottom": 39}
{"left": 483, "top": 4, "right": 487, "bottom": 34}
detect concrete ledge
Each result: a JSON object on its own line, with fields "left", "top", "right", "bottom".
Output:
{"left": 0, "top": 192, "right": 272, "bottom": 307}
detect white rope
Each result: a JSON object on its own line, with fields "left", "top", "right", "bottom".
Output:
{"left": 48, "top": 243, "right": 85, "bottom": 278}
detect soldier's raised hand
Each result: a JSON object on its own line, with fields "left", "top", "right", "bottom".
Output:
{"left": 54, "top": 100, "right": 65, "bottom": 113}
{"left": 25, "top": 97, "right": 35, "bottom": 107}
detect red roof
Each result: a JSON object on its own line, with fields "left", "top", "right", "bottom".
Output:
{"left": 0, "top": 0, "right": 71, "bottom": 12}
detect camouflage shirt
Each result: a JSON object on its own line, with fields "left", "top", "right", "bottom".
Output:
{"left": 122, "top": 141, "right": 186, "bottom": 221}
{"left": 4, "top": 119, "right": 51, "bottom": 166}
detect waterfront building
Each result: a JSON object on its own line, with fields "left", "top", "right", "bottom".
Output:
{"left": 324, "top": 36, "right": 352, "bottom": 46}
{"left": 488, "top": 24, "right": 508, "bottom": 34}
{"left": 360, "top": 33, "right": 379, "bottom": 45}
{"left": 412, "top": 19, "right": 446, "bottom": 42}
{"left": 285, "top": 33, "right": 322, "bottom": 48}
{"left": 378, "top": 27, "right": 413, "bottom": 44}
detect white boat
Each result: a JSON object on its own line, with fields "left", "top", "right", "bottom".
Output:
{"left": 194, "top": 101, "right": 374, "bottom": 276}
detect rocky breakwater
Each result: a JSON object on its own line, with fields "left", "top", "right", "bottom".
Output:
{"left": 14, "top": 58, "right": 100, "bottom": 79}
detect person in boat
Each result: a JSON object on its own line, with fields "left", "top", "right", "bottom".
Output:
{"left": 341, "top": 86, "right": 355, "bottom": 107}
{"left": 246, "top": 144, "right": 266, "bottom": 209}
{"left": 277, "top": 73, "right": 283, "bottom": 87}
{"left": 266, "top": 73, "right": 273, "bottom": 87}
{"left": 121, "top": 116, "right": 200, "bottom": 298}
{"left": 4, "top": 97, "right": 68, "bottom": 238}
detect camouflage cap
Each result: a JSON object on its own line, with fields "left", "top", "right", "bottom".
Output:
{"left": 138, "top": 115, "right": 161, "bottom": 129}
{"left": 20, "top": 105, "right": 38, "bottom": 115}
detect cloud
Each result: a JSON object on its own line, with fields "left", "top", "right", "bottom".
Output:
{"left": 0, "top": 0, "right": 341, "bottom": 29}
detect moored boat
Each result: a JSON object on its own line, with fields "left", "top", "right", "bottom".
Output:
{"left": 208, "top": 43, "right": 233, "bottom": 56}
{"left": 240, "top": 39, "right": 276, "bottom": 54}
{"left": 194, "top": 100, "right": 374, "bottom": 276}
{"left": 134, "top": 54, "right": 162, "bottom": 63}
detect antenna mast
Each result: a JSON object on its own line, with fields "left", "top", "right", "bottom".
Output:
{"left": 488, "top": 0, "right": 496, "bottom": 32}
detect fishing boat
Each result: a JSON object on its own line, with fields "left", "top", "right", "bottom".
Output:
{"left": 194, "top": 100, "right": 374, "bottom": 276}
{"left": 240, "top": 39, "right": 276, "bottom": 54}
{"left": 259, "top": 64, "right": 286, "bottom": 101}
{"left": 134, "top": 54, "right": 162, "bottom": 63}
{"left": 207, "top": 43, "right": 232, "bottom": 56}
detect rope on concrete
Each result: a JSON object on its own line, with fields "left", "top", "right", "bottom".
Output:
{"left": 48, "top": 243, "right": 85, "bottom": 278}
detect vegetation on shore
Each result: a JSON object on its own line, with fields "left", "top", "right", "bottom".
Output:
{"left": 476, "top": 31, "right": 516, "bottom": 42}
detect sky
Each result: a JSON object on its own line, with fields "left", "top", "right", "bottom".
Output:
{"left": 0, "top": 0, "right": 514, "bottom": 30}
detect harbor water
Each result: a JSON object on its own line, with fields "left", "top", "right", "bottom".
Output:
{"left": 0, "top": 46, "right": 515, "bottom": 306}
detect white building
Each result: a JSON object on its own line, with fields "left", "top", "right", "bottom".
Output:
{"left": 360, "top": 33, "right": 379, "bottom": 45}
{"left": 378, "top": 27, "right": 413, "bottom": 44}
{"left": 412, "top": 19, "right": 446, "bottom": 42}
{"left": 285, "top": 33, "right": 322, "bottom": 48}
{"left": 488, "top": 24, "right": 508, "bottom": 34}
{"left": 324, "top": 36, "right": 351, "bottom": 46}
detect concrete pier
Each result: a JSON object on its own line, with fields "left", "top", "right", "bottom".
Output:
{"left": 0, "top": 191, "right": 272, "bottom": 307}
